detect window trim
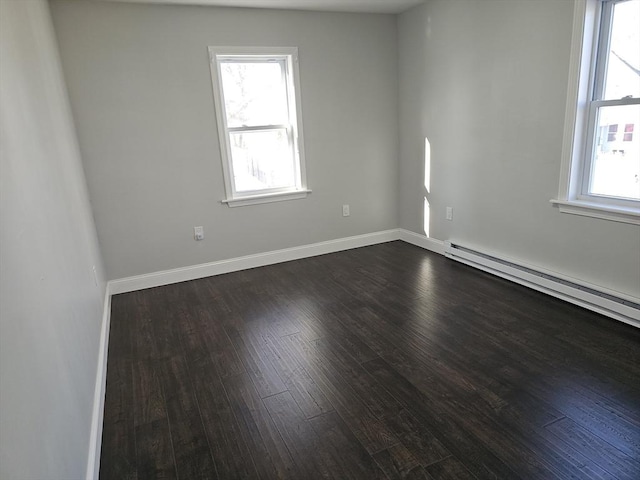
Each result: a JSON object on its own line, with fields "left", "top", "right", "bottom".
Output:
{"left": 552, "top": 0, "right": 640, "bottom": 225}
{"left": 208, "top": 46, "right": 310, "bottom": 207}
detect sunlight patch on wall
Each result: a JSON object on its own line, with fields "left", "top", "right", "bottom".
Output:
{"left": 424, "top": 196, "right": 431, "bottom": 238}
{"left": 423, "top": 136, "right": 431, "bottom": 237}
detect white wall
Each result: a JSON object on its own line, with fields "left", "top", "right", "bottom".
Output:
{"left": 398, "top": 0, "right": 640, "bottom": 298}
{"left": 0, "top": 0, "right": 106, "bottom": 478}
{"left": 50, "top": 0, "right": 399, "bottom": 280}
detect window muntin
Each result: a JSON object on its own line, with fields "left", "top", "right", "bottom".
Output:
{"left": 208, "top": 47, "right": 308, "bottom": 205}
{"left": 582, "top": 0, "right": 640, "bottom": 204}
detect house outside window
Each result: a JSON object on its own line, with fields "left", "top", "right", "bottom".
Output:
{"left": 208, "top": 47, "right": 309, "bottom": 207}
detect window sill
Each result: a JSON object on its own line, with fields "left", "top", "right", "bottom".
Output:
{"left": 550, "top": 199, "right": 640, "bottom": 225}
{"left": 222, "top": 189, "right": 311, "bottom": 208}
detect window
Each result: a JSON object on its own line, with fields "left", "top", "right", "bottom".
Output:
{"left": 624, "top": 123, "right": 634, "bottom": 141}
{"left": 208, "top": 47, "right": 309, "bottom": 207}
{"left": 555, "top": 0, "right": 639, "bottom": 224}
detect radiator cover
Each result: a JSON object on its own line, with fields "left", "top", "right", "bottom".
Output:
{"left": 444, "top": 241, "right": 640, "bottom": 328}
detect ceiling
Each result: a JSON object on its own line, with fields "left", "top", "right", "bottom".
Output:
{"left": 94, "top": 0, "right": 427, "bottom": 14}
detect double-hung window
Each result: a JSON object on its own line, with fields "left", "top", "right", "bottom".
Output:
{"left": 208, "top": 47, "right": 309, "bottom": 207}
{"left": 555, "top": 0, "right": 639, "bottom": 224}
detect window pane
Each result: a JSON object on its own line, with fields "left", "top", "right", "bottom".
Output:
{"left": 220, "top": 61, "right": 289, "bottom": 128}
{"left": 623, "top": 124, "right": 635, "bottom": 141}
{"left": 229, "top": 129, "right": 296, "bottom": 192}
{"left": 590, "top": 104, "right": 640, "bottom": 200}
{"left": 602, "top": 0, "right": 640, "bottom": 100}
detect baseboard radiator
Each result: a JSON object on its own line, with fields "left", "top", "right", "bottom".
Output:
{"left": 443, "top": 241, "right": 640, "bottom": 328}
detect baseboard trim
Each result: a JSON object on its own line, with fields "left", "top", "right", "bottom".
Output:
{"left": 109, "top": 229, "right": 402, "bottom": 294}
{"left": 397, "top": 229, "right": 445, "bottom": 255}
{"left": 86, "top": 285, "right": 111, "bottom": 480}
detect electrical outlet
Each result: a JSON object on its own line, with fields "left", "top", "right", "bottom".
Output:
{"left": 342, "top": 204, "right": 350, "bottom": 217}
{"left": 194, "top": 226, "right": 204, "bottom": 241}
{"left": 92, "top": 265, "right": 98, "bottom": 286}
{"left": 446, "top": 207, "right": 453, "bottom": 221}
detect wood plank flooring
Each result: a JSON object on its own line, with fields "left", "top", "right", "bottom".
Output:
{"left": 99, "top": 241, "right": 640, "bottom": 479}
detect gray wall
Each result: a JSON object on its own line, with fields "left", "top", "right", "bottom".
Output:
{"left": 398, "top": 0, "right": 640, "bottom": 298}
{"left": 0, "top": 0, "right": 106, "bottom": 478}
{"left": 50, "top": 0, "right": 399, "bottom": 280}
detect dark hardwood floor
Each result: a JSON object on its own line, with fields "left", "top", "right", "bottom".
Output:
{"left": 99, "top": 241, "right": 640, "bottom": 480}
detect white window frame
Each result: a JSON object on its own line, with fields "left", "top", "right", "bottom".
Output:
{"left": 553, "top": 0, "right": 640, "bottom": 225}
{"left": 208, "top": 46, "right": 310, "bottom": 207}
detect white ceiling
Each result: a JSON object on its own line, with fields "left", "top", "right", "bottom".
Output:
{"left": 94, "top": 0, "right": 427, "bottom": 14}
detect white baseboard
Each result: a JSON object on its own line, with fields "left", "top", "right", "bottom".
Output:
{"left": 397, "top": 229, "right": 445, "bottom": 255}
{"left": 109, "top": 229, "right": 402, "bottom": 294}
{"left": 86, "top": 285, "right": 111, "bottom": 480}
